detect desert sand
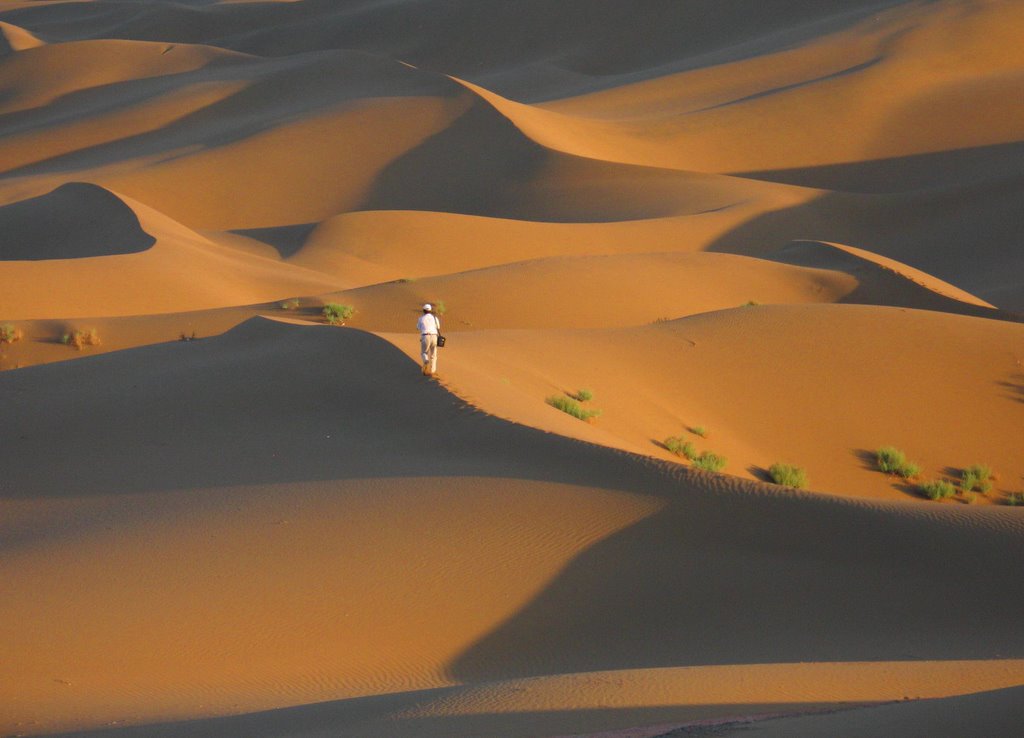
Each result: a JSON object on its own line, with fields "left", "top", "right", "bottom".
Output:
{"left": 1, "top": 1, "right": 1022, "bottom": 736}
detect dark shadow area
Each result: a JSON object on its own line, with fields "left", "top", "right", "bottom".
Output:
{"left": 854, "top": 448, "right": 880, "bottom": 472}
{"left": 0, "top": 49, "right": 458, "bottom": 181}
{"left": 0, "top": 0, "right": 909, "bottom": 100}
{"left": 359, "top": 98, "right": 550, "bottom": 218}
{"left": 709, "top": 142, "right": 1024, "bottom": 312}
{"left": 766, "top": 241, "right": 1024, "bottom": 324}
{"left": 0, "top": 183, "right": 155, "bottom": 260}
{"left": 691, "top": 55, "right": 882, "bottom": 115}
{"left": 997, "top": 375, "right": 1024, "bottom": 404}
{"left": 0, "top": 318, "right": 684, "bottom": 504}
{"left": 232, "top": 222, "right": 317, "bottom": 258}
{"left": 448, "top": 476, "right": 1024, "bottom": 682}
{"left": 892, "top": 481, "right": 926, "bottom": 500}
{"left": 733, "top": 141, "right": 1024, "bottom": 195}
{"left": 360, "top": 93, "right": 757, "bottom": 222}
{"left": 47, "top": 700, "right": 837, "bottom": 738}
{"left": 747, "top": 464, "right": 772, "bottom": 483}
{"left": 708, "top": 684, "right": 1024, "bottom": 738}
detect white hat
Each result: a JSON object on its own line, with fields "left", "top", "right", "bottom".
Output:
{"left": 423, "top": 303, "right": 432, "bottom": 311}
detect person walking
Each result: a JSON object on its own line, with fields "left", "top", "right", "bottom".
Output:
{"left": 417, "top": 303, "right": 441, "bottom": 376}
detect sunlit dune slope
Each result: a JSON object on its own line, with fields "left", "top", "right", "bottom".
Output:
{"left": 413, "top": 304, "right": 1024, "bottom": 502}
{"left": 0, "top": 183, "right": 343, "bottom": 319}
{"left": 2, "top": 320, "right": 1022, "bottom": 736}
{"left": 3, "top": 238, "right": 1010, "bottom": 372}
{"left": 0, "top": 20, "right": 43, "bottom": 53}
{"left": 1, "top": 0, "right": 1023, "bottom": 735}
{"left": 532, "top": 2, "right": 1024, "bottom": 175}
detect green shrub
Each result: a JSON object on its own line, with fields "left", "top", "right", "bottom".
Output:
{"left": 692, "top": 452, "right": 727, "bottom": 473}
{"left": 918, "top": 479, "right": 956, "bottom": 501}
{"left": 1006, "top": 493, "right": 1023, "bottom": 507}
{"left": 61, "top": 328, "right": 100, "bottom": 350}
{"left": 769, "top": 463, "right": 808, "bottom": 489}
{"left": 0, "top": 323, "right": 22, "bottom": 344}
{"left": 664, "top": 437, "right": 698, "bottom": 460}
{"left": 572, "top": 388, "right": 594, "bottom": 402}
{"left": 322, "top": 303, "right": 354, "bottom": 324}
{"left": 546, "top": 395, "right": 601, "bottom": 422}
{"left": 279, "top": 298, "right": 300, "bottom": 310}
{"left": 435, "top": 301, "right": 447, "bottom": 315}
{"left": 876, "top": 446, "right": 920, "bottom": 480}
{"left": 961, "top": 464, "right": 993, "bottom": 494}
{"left": 691, "top": 425, "right": 709, "bottom": 438}
{"left": 964, "top": 491, "right": 978, "bottom": 505}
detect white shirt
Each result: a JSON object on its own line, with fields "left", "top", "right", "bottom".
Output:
{"left": 417, "top": 313, "right": 440, "bottom": 335}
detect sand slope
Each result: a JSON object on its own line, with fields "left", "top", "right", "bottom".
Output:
{"left": 3, "top": 321, "right": 1023, "bottom": 737}
{"left": 2, "top": 0, "right": 1023, "bottom": 736}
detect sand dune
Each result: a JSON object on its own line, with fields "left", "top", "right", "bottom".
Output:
{"left": 0, "top": 184, "right": 343, "bottom": 319}
{"left": 411, "top": 304, "right": 1024, "bottom": 502}
{"left": 3, "top": 322, "right": 1022, "bottom": 736}
{"left": 2, "top": 0, "right": 1022, "bottom": 735}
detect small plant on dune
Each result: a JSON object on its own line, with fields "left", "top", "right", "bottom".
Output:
{"left": 322, "top": 303, "right": 354, "bottom": 325}
{"left": 434, "top": 300, "right": 447, "bottom": 316}
{"left": 179, "top": 330, "right": 197, "bottom": 342}
{"left": 876, "top": 446, "right": 921, "bottom": 480}
{"left": 961, "top": 464, "right": 993, "bottom": 494}
{"left": 918, "top": 479, "right": 956, "bottom": 501}
{"left": 769, "top": 463, "right": 808, "bottom": 489}
{"left": 571, "top": 388, "right": 594, "bottom": 402}
{"left": 742, "top": 300, "right": 761, "bottom": 307}
{"left": 664, "top": 436, "right": 698, "bottom": 461}
{"left": 61, "top": 328, "right": 100, "bottom": 351}
{"left": 279, "top": 298, "right": 300, "bottom": 310}
{"left": 546, "top": 395, "right": 601, "bottom": 422}
{"left": 692, "top": 452, "right": 727, "bottom": 473}
{"left": 690, "top": 425, "right": 709, "bottom": 439}
{"left": 1006, "top": 492, "right": 1024, "bottom": 507}
{"left": 0, "top": 323, "right": 23, "bottom": 345}
{"left": 963, "top": 491, "right": 978, "bottom": 505}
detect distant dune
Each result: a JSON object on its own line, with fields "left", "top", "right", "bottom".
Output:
{"left": 1, "top": 1, "right": 1021, "bottom": 736}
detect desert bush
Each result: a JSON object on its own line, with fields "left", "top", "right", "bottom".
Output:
{"left": 279, "top": 298, "right": 300, "bottom": 310}
{"left": 692, "top": 452, "right": 727, "bottom": 473}
{"left": 769, "top": 463, "right": 808, "bottom": 489}
{"left": 546, "top": 395, "right": 601, "bottom": 422}
{"left": 0, "top": 323, "right": 23, "bottom": 344}
{"left": 664, "top": 436, "right": 698, "bottom": 460}
{"left": 322, "top": 303, "right": 354, "bottom": 324}
{"left": 61, "top": 328, "right": 100, "bottom": 350}
{"left": 742, "top": 300, "right": 760, "bottom": 307}
{"left": 918, "top": 479, "right": 956, "bottom": 501}
{"left": 571, "top": 388, "right": 594, "bottom": 402}
{"left": 1006, "top": 493, "right": 1023, "bottom": 507}
{"left": 691, "top": 425, "right": 709, "bottom": 438}
{"left": 961, "top": 464, "right": 993, "bottom": 494}
{"left": 876, "top": 446, "right": 920, "bottom": 480}
{"left": 432, "top": 300, "right": 447, "bottom": 316}
{"left": 964, "top": 491, "right": 978, "bottom": 505}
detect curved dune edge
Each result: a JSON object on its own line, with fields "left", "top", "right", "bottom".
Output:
{"left": 1, "top": 0, "right": 1022, "bottom": 736}
{"left": 0, "top": 184, "right": 345, "bottom": 319}
{"left": 378, "top": 303, "right": 1024, "bottom": 503}
{"left": 774, "top": 240, "right": 995, "bottom": 309}
{"left": 0, "top": 20, "right": 43, "bottom": 52}
{"left": 34, "top": 662, "right": 1024, "bottom": 737}
{"left": 1, "top": 238, "right": 1007, "bottom": 370}
{"left": 3, "top": 320, "right": 1023, "bottom": 736}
